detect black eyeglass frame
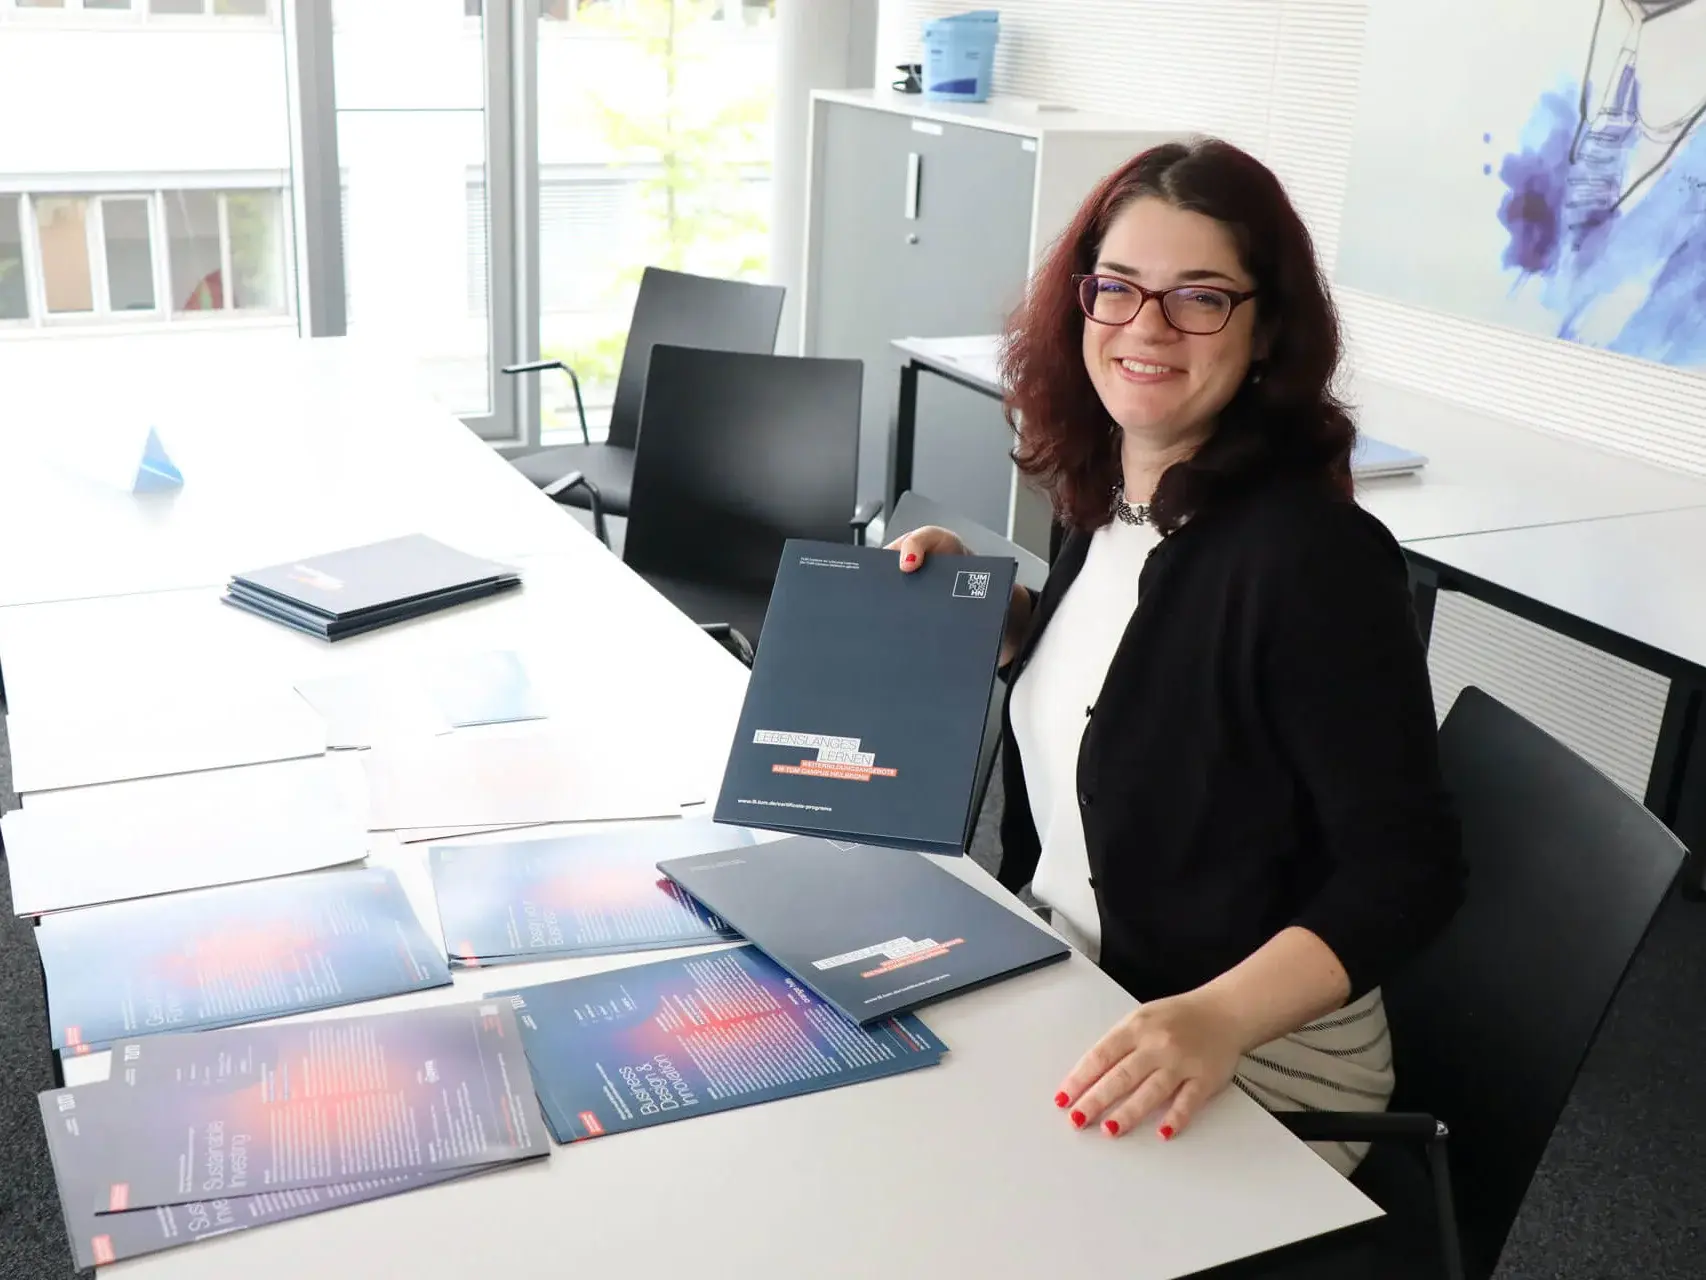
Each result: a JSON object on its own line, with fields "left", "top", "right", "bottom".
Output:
{"left": 1072, "top": 272, "right": 1259, "bottom": 336}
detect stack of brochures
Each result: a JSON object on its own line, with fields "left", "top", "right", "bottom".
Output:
{"left": 39, "top": 1003, "right": 551, "bottom": 1268}
{"left": 35, "top": 866, "right": 452, "bottom": 1056}
{"left": 429, "top": 821, "right": 755, "bottom": 967}
{"left": 222, "top": 533, "right": 521, "bottom": 640}
{"left": 497, "top": 945, "right": 945, "bottom": 1142}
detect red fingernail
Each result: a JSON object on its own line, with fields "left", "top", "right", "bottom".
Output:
{"left": 1070, "top": 1110, "right": 1086, "bottom": 1129}
{"left": 1159, "top": 1124, "right": 1175, "bottom": 1141}
{"left": 1103, "top": 1120, "right": 1120, "bottom": 1136}
{"left": 903, "top": 553, "right": 917, "bottom": 564}
{"left": 1053, "top": 1091, "right": 1070, "bottom": 1108}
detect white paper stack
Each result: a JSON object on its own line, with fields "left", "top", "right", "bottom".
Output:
{"left": 360, "top": 726, "right": 688, "bottom": 831}
{"left": 2, "top": 756, "right": 370, "bottom": 916}
{"left": 5, "top": 686, "right": 328, "bottom": 795}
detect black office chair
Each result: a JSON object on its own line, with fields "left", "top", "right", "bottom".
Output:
{"left": 885, "top": 490, "right": 1044, "bottom": 827}
{"left": 1271, "top": 686, "right": 1685, "bottom": 1280}
{"left": 622, "top": 344, "right": 882, "bottom": 662}
{"left": 503, "top": 266, "right": 785, "bottom": 539}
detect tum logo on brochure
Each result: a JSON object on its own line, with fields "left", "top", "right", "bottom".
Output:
{"left": 952, "top": 570, "right": 991, "bottom": 600}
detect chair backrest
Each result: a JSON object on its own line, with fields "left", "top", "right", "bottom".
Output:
{"left": 886, "top": 490, "right": 1047, "bottom": 833}
{"left": 1387, "top": 686, "right": 1684, "bottom": 1278}
{"left": 606, "top": 267, "right": 785, "bottom": 450}
{"left": 623, "top": 344, "right": 863, "bottom": 593}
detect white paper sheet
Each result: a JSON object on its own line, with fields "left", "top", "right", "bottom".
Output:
{"left": 5, "top": 688, "right": 328, "bottom": 794}
{"left": 360, "top": 727, "right": 685, "bottom": 830}
{"left": 3, "top": 756, "right": 370, "bottom": 916}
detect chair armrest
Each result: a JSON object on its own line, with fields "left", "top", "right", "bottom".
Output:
{"left": 850, "top": 497, "right": 885, "bottom": 547}
{"left": 1274, "top": 1111, "right": 1466, "bottom": 1280}
{"left": 700, "top": 622, "right": 754, "bottom": 666}
{"left": 502, "top": 359, "right": 590, "bottom": 445}
{"left": 1273, "top": 1110, "right": 1444, "bottom": 1144}
{"left": 542, "top": 470, "right": 609, "bottom": 547}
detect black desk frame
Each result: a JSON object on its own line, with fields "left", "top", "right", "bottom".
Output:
{"left": 1407, "top": 552, "right": 1706, "bottom": 894}
{"left": 887, "top": 354, "right": 1005, "bottom": 522}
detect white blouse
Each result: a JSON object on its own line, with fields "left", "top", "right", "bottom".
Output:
{"left": 1008, "top": 515, "right": 1160, "bottom": 961}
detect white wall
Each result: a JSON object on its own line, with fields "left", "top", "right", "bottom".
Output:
{"left": 874, "top": 0, "right": 1703, "bottom": 795}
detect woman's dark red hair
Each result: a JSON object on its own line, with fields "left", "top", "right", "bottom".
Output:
{"left": 1003, "top": 137, "right": 1355, "bottom": 534}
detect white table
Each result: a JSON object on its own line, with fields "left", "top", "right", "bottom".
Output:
{"left": 1, "top": 334, "right": 1380, "bottom": 1278}
{"left": 1404, "top": 508, "right": 1706, "bottom": 891}
{"left": 0, "top": 336, "right": 571, "bottom": 608}
{"left": 887, "top": 335, "right": 1706, "bottom": 545}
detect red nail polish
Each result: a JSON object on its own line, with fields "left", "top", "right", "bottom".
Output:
{"left": 1053, "top": 1091, "right": 1070, "bottom": 1108}
{"left": 903, "top": 553, "right": 917, "bottom": 564}
{"left": 1070, "top": 1110, "right": 1086, "bottom": 1129}
{"left": 1103, "top": 1120, "right": 1120, "bottom": 1136}
{"left": 1159, "top": 1124, "right": 1175, "bottom": 1141}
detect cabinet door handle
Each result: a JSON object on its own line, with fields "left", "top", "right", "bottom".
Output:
{"left": 905, "top": 151, "right": 921, "bottom": 221}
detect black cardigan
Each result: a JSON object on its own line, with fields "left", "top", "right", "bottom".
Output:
{"left": 997, "top": 475, "right": 1466, "bottom": 1004}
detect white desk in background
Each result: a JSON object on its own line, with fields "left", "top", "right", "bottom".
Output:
{"left": 887, "top": 334, "right": 1706, "bottom": 550}
{"left": 0, "top": 336, "right": 1380, "bottom": 1277}
{"left": 0, "top": 336, "right": 571, "bottom": 608}
{"left": 1404, "top": 508, "right": 1706, "bottom": 893}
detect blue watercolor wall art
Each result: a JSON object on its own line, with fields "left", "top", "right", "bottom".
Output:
{"left": 1336, "top": 0, "right": 1706, "bottom": 371}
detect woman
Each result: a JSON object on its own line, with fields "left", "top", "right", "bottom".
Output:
{"left": 892, "top": 139, "right": 1466, "bottom": 1176}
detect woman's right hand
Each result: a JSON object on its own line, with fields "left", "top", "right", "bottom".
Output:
{"left": 886, "top": 524, "right": 1033, "bottom": 665}
{"left": 885, "top": 524, "right": 971, "bottom": 571}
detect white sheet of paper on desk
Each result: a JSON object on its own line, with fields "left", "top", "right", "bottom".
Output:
{"left": 360, "top": 727, "right": 687, "bottom": 830}
{"left": 1, "top": 755, "right": 370, "bottom": 916}
{"left": 5, "top": 687, "right": 328, "bottom": 794}
{"left": 916, "top": 334, "right": 1003, "bottom": 387}
{"left": 294, "top": 650, "right": 546, "bottom": 748}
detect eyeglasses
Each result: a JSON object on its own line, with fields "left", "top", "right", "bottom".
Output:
{"left": 1072, "top": 273, "right": 1258, "bottom": 336}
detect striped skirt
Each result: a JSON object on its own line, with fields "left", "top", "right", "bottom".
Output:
{"left": 1233, "top": 987, "right": 1395, "bottom": 1176}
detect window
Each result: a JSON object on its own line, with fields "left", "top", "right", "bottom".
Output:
{"left": 146, "top": 0, "right": 270, "bottom": 14}
{"left": 0, "top": 198, "right": 29, "bottom": 321}
{"left": 100, "top": 197, "right": 156, "bottom": 312}
{"left": 335, "top": 0, "right": 495, "bottom": 420}
{"left": 35, "top": 198, "right": 94, "bottom": 314}
{"left": 535, "top": 0, "right": 776, "bottom": 441}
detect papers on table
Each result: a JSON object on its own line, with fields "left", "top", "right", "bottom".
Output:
{"left": 294, "top": 648, "right": 546, "bottom": 748}
{"left": 360, "top": 727, "right": 690, "bottom": 830}
{"left": 1, "top": 756, "right": 369, "bottom": 916}
{"left": 36, "top": 866, "right": 451, "bottom": 1055}
{"left": 497, "top": 945, "right": 944, "bottom": 1142}
{"left": 4, "top": 686, "right": 329, "bottom": 794}
{"left": 908, "top": 334, "right": 1004, "bottom": 389}
{"left": 660, "top": 836, "right": 1070, "bottom": 1025}
{"left": 39, "top": 1002, "right": 549, "bottom": 1268}
{"left": 429, "top": 821, "right": 755, "bottom": 967}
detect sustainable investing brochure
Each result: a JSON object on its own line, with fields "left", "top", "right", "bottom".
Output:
{"left": 496, "top": 944, "right": 944, "bottom": 1143}
{"left": 35, "top": 866, "right": 452, "bottom": 1055}
{"left": 39, "top": 1003, "right": 541, "bottom": 1267}
{"left": 713, "top": 539, "right": 1016, "bottom": 854}
{"left": 429, "top": 821, "right": 756, "bottom": 967}
{"left": 659, "top": 836, "right": 1070, "bottom": 1024}
{"left": 42, "top": 1002, "right": 548, "bottom": 1218}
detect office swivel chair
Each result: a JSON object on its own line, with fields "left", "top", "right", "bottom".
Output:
{"left": 1260, "top": 686, "right": 1685, "bottom": 1280}
{"left": 885, "top": 490, "right": 1045, "bottom": 827}
{"left": 621, "top": 344, "right": 881, "bottom": 662}
{"left": 503, "top": 266, "right": 785, "bottom": 541}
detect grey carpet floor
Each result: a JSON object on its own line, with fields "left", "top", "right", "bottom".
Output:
{"left": 0, "top": 712, "right": 1702, "bottom": 1276}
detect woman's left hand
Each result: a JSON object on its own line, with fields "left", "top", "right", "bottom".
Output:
{"left": 1054, "top": 990, "right": 1248, "bottom": 1140}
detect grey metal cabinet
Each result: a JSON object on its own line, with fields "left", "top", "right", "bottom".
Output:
{"left": 806, "top": 100, "right": 1033, "bottom": 503}
{"left": 802, "top": 90, "right": 1170, "bottom": 536}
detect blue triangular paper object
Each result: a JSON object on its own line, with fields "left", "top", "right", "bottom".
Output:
{"left": 133, "top": 426, "right": 183, "bottom": 493}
